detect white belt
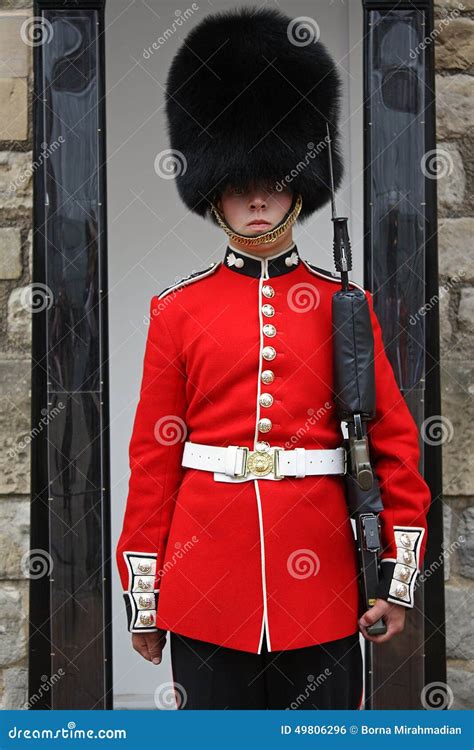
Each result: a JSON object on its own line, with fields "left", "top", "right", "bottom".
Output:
{"left": 181, "top": 441, "right": 347, "bottom": 483}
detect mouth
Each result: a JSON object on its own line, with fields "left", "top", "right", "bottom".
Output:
{"left": 247, "top": 219, "right": 272, "bottom": 228}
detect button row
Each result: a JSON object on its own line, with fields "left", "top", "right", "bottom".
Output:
{"left": 258, "top": 284, "right": 276, "bottom": 435}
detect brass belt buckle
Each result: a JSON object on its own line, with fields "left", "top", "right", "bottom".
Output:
{"left": 237, "top": 446, "right": 283, "bottom": 479}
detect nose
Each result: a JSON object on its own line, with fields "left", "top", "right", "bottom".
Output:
{"left": 249, "top": 192, "right": 267, "bottom": 209}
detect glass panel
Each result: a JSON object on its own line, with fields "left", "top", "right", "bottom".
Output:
{"left": 50, "top": 491, "right": 105, "bottom": 709}
{"left": 368, "top": 9, "right": 426, "bottom": 432}
{"left": 43, "top": 11, "right": 100, "bottom": 393}
{"left": 48, "top": 391, "right": 102, "bottom": 497}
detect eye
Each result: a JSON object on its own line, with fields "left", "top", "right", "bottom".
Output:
{"left": 231, "top": 186, "right": 244, "bottom": 196}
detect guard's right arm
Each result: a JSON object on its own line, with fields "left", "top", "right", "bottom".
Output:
{"left": 116, "top": 295, "right": 187, "bottom": 633}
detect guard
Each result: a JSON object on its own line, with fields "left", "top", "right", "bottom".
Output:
{"left": 116, "top": 6, "right": 431, "bottom": 710}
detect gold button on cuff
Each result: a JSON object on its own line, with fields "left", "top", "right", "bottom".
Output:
{"left": 139, "top": 612, "right": 155, "bottom": 626}
{"left": 137, "top": 561, "right": 153, "bottom": 574}
{"left": 402, "top": 550, "right": 413, "bottom": 565}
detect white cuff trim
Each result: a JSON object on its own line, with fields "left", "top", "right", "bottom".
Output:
{"left": 386, "top": 527, "right": 424, "bottom": 607}
{"left": 123, "top": 551, "right": 159, "bottom": 630}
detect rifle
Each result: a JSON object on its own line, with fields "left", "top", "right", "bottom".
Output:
{"left": 326, "top": 123, "right": 387, "bottom": 640}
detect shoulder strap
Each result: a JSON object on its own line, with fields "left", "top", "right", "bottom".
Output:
{"left": 158, "top": 261, "right": 221, "bottom": 300}
{"left": 302, "top": 259, "right": 365, "bottom": 292}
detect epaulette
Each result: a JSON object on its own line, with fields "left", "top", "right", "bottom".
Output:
{"left": 157, "top": 261, "right": 221, "bottom": 300}
{"left": 302, "top": 259, "right": 365, "bottom": 293}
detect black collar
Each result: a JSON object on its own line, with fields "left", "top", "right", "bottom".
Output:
{"left": 223, "top": 242, "right": 300, "bottom": 278}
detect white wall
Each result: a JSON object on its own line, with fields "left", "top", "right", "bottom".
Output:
{"left": 106, "top": 0, "right": 364, "bottom": 708}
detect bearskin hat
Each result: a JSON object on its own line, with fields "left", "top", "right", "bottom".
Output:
{"left": 164, "top": 6, "right": 344, "bottom": 222}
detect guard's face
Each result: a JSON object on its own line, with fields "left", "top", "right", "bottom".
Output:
{"left": 217, "top": 182, "right": 293, "bottom": 235}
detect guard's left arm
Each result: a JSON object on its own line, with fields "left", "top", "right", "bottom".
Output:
{"left": 364, "top": 289, "right": 432, "bottom": 609}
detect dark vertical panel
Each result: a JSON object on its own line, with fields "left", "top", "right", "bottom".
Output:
{"left": 363, "top": 0, "right": 445, "bottom": 708}
{"left": 30, "top": 0, "right": 111, "bottom": 709}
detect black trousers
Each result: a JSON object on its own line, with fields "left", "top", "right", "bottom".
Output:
{"left": 169, "top": 628, "right": 363, "bottom": 710}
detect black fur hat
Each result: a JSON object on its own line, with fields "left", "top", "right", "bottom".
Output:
{"left": 164, "top": 6, "right": 344, "bottom": 222}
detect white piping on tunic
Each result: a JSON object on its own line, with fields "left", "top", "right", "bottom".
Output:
{"left": 157, "top": 262, "right": 220, "bottom": 300}
{"left": 254, "top": 256, "right": 272, "bottom": 653}
{"left": 301, "top": 258, "right": 366, "bottom": 293}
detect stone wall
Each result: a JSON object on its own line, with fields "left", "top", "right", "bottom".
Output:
{"left": 0, "top": 0, "right": 472, "bottom": 711}
{"left": 0, "top": 2, "right": 33, "bottom": 708}
{"left": 434, "top": 0, "right": 474, "bottom": 709}
{"left": 0, "top": 1, "right": 33, "bottom": 709}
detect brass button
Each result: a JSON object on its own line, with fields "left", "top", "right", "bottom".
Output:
{"left": 399, "top": 566, "right": 411, "bottom": 582}
{"left": 258, "top": 418, "right": 272, "bottom": 433}
{"left": 138, "top": 594, "right": 153, "bottom": 608}
{"left": 263, "top": 323, "right": 276, "bottom": 337}
{"left": 262, "top": 304, "right": 275, "bottom": 317}
{"left": 255, "top": 441, "right": 270, "bottom": 451}
{"left": 259, "top": 393, "right": 273, "bottom": 407}
{"left": 137, "top": 561, "right": 152, "bottom": 574}
{"left": 262, "top": 285, "right": 275, "bottom": 298}
{"left": 402, "top": 550, "right": 413, "bottom": 565}
{"left": 139, "top": 612, "right": 155, "bottom": 626}
{"left": 136, "top": 577, "right": 152, "bottom": 590}
{"left": 262, "top": 346, "right": 276, "bottom": 360}
{"left": 261, "top": 369, "right": 275, "bottom": 384}
{"left": 394, "top": 583, "right": 407, "bottom": 598}
{"left": 400, "top": 532, "right": 411, "bottom": 548}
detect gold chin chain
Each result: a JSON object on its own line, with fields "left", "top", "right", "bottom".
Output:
{"left": 209, "top": 194, "right": 303, "bottom": 247}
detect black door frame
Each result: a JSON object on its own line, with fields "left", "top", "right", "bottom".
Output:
{"left": 29, "top": 0, "right": 112, "bottom": 709}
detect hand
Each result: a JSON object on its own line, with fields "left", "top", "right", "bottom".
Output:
{"left": 132, "top": 628, "right": 168, "bottom": 664}
{"left": 358, "top": 598, "right": 406, "bottom": 643}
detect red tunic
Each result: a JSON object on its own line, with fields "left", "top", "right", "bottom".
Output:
{"left": 116, "top": 242, "right": 431, "bottom": 653}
